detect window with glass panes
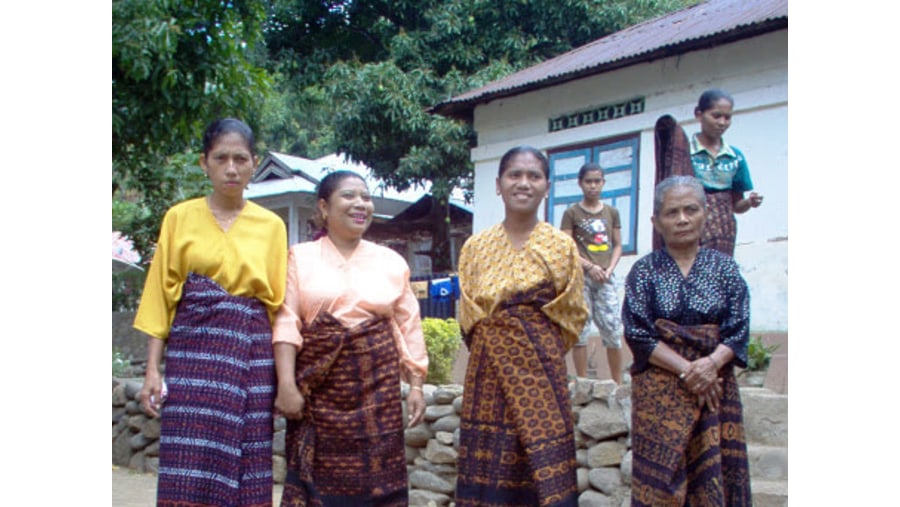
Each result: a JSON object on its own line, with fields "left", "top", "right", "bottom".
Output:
{"left": 547, "top": 135, "right": 640, "bottom": 254}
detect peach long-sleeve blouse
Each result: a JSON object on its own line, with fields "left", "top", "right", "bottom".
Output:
{"left": 272, "top": 236, "right": 428, "bottom": 382}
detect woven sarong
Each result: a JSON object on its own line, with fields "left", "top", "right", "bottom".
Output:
{"left": 653, "top": 115, "right": 695, "bottom": 252}
{"left": 630, "top": 319, "right": 751, "bottom": 507}
{"left": 700, "top": 190, "right": 737, "bottom": 256}
{"left": 455, "top": 282, "right": 577, "bottom": 507}
{"left": 157, "top": 272, "right": 275, "bottom": 507}
{"left": 281, "top": 315, "right": 407, "bottom": 507}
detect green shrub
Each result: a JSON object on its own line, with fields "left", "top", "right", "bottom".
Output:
{"left": 743, "top": 335, "right": 780, "bottom": 372}
{"left": 113, "top": 269, "right": 147, "bottom": 311}
{"left": 422, "top": 317, "right": 462, "bottom": 385}
{"left": 113, "top": 348, "right": 129, "bottom": 377}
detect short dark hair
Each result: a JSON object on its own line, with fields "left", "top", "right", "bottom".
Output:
{"left": 201, "top": 118, "right": 256, "bottom": 157}
{"left": 577, "top": 162, "right": 604, "bottom": 183}
{"left": 498, "top": 145, "right": 549, "bottom": 179}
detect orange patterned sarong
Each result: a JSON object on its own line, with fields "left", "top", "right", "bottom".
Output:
{"left": 455, "top": 282, "right": 578, "bottom": 507}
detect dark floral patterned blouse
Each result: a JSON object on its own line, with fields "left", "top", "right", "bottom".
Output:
{"left": 622, "top": 247, "right": 750, "bottom": 373}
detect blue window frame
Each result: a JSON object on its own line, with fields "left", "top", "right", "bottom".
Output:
{"left": 547, "top": 135, "right": 640, "bottom": 254}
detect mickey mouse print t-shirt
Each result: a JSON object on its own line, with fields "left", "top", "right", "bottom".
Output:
{"left": 560, "top": 202, "right": 621, "bottom": 270}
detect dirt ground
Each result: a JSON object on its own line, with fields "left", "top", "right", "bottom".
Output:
{"left": 111, "top": 466, "right": 283, "bottom": 506}
{"left": 111, "top": 467, "right": 157, "bottom": 507}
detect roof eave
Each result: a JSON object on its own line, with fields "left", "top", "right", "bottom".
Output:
{"left": 430, "top": 17, "right": 787, "bottom": 120}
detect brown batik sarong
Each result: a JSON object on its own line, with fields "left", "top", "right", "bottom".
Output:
{"left": 630, "top": 319, "right": 751, "bottom": 507}
{"left": 280, "top": 315, "right": 407, "bottom": 507}
{"left": 700, "top": 190, "right": 738, "bottom": 256}
{"left": 455, "top": 281, "right": 577, "bottom": 507}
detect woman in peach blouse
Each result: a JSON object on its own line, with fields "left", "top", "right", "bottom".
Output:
{"left": 272, "top": 170, "right": 428, "bottom": 506}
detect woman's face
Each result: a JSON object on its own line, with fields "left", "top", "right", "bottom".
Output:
{"left": 319, "top": 176, "right": 374, "bottom": 241}
{"left": 695, "top": 98, "right": 733, "bottom": 141}
{"left": 651, "top": 186, "right": 707, "bottom": 249}
{"left": 496, "top": 152, "right": 550, "bottom": 216}
{"left": 200, "top": 132, "right": 256, "bottom": 200}
{"left": 578, "top": 169, "right": 605, "bottom": 200}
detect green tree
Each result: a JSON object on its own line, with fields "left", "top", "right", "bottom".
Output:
{"left": 255, "top": 68, "right": 336, "bottom": 158}
{"left": 113, "top": 0, "right": 694, "bottom": 269}
{"left": 112, "top": 0, "right": 270, "bottom": 257}
{"left": 264, "top": 0, "right": 692, "bottom": 271}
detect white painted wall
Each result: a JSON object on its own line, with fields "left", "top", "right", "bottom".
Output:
{"left": 466, "top": 30, "right": 788, "bottom": 331}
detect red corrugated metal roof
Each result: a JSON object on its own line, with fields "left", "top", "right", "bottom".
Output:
{"left": 430, "top": 0, "right": 787, "bottom": 119}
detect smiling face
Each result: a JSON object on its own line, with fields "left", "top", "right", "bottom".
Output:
{"left": 319, "top": 175, "right": 374, "bottom": 242}
{"left": 651, "top": 185, "right": 707, "bottom": 250}
{"left": 496, "top": 152, "right": 550, "bottom": 217}
{"left": 200, "top": 132, "right": 256, "bottom": 201}
{"left": 695, "top": 97, "right": 733, "bottom": 142}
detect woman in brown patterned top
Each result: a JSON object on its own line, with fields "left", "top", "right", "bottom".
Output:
{"left": 454, "top": 146, "right": 587, "bottom": 507}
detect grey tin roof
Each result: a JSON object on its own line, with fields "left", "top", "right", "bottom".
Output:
{"left": 430, "top": 0, "right": 788, "bottom": 120}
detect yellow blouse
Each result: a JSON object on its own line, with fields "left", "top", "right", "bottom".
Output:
{"left": 457, "top": 222, "right": 587, "bottom": 350}
{"left": 133, "top": 197, "right": 288, "bottom": 340}
{"left": 272, "top": 237, "right": 428, "bottom": 382}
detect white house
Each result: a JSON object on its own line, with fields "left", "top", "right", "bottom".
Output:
{"left": 431, "top": 0, "right": 788, "bottom": 385}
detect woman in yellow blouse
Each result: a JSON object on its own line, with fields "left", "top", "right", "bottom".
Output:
{"left": 272, "top": 170, "right": 428, "bottom": 506}
{"left": 134, "top": 118, "right": 287, "bottom": 507}
{"left": 454, "top": 146, "right": 587, "bottom": 507}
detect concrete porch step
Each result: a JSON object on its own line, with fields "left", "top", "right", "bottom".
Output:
{"left": 741, "top": 387, "right": 788, "bottom": 505}
{"left": 740, "top": 387, "right": 788, "bottom": 447}
{"left": 748, "top": 444, "right": 787, "bottom": 481}
{"left": 751, "top": 478, "right": 788, "bottom": 507}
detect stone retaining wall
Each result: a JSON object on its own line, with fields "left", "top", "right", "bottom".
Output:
{"left": 113, "top": 377, "right": 634, "bottom": 506}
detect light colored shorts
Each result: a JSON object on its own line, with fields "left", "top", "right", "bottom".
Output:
{"left": 576, "top": 273, "right": 623, "bottom": 348}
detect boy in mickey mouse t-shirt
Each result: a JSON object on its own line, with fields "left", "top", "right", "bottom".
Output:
{"left": 560, "top": 163, "right": 624, "bottom": 384}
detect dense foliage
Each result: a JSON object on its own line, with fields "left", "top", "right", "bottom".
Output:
{"left": 113, "top": 0, "right": 270, "bottom": 257}
{"left": 112, "top": 0, "right": 693, "bottom": 267}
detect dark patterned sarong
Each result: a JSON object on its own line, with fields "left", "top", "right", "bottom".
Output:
{"left": 455, "top": 282, "right": 577, "bottom": 507}
{"left": 700, "top": 190, "right": 737, "bottom": 256}
{"left": 653, "top": 115, "right": 695, "bottom": 252}
{"left": 157, "top": 272, "right": 275, "bottom": 507}
{"left": 281, "top": 315, "right": 407, "bottom": 507}
{"left": 631, "top": 319, "right": 751, "bottom": 507}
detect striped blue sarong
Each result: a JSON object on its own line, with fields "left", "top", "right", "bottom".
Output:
{"left": 156, "top": 272, "right": 275, "bottom": 507}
